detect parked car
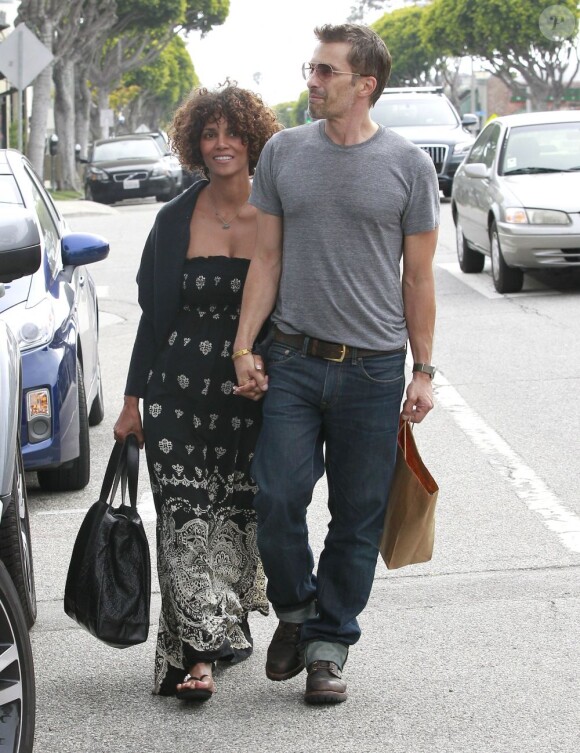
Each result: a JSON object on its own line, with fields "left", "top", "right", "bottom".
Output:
{"left": 0, "top": 213, "right": 40, "bottom": 753}
{"left": 451, "top": 110, "right": 580, "bottom": 293}
{"left": 372, "top": 86, "right": 478, "bottom": 197}
{"left": 82, "top": 134, "right": 179, "bottom": 204}
{"left": 0, "top": 148, "right": 109, "bottom": 491}
{"left": 124, "top": 130, "right": 185, "bottom": 192}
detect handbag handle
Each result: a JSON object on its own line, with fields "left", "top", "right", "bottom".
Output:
{"left": 99, "top": 435, "right": 140, "bottom": 509}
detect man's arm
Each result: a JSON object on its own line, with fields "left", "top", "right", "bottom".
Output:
{"left": 233, "top": 209, "right": 283, "bottom": 400}
{"left": 401, "top": 227, "right": 438, "bottom": 423}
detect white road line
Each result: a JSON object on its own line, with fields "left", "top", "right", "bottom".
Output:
{"left": 437, "top": 261, "right": 558, "bottom": 299}
{"left": 433, "top": 370, "right": 580, "bottom": 554}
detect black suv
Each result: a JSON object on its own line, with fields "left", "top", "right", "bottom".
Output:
{"left": 372, "top": 87, "right": 478, "bottom": 197}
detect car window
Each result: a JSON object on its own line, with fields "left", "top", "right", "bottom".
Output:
{"left": 93, "top": 139, "right": 162, "bottom": 161}
{"left": 28, "top": 179, "right": 61, "bottom": 279}
{"left": 373, "top": 97, "right": 459, "bottom": 127}
{"left": 0, "top": 174, "right": 24, "bottom": 205}
{"left": 466, "top": 123, "right": 500, "bottom": 165}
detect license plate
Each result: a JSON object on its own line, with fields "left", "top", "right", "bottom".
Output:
{"left": 123, "top": 178, "right": 140, "bottom": 190}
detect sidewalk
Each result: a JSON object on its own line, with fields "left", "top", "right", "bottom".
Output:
{"left": 54, "top": 198, "right": 119, "bottom": 217}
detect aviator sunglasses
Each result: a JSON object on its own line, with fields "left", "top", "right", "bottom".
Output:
{"left": 301, "top": 62, "right": 369, "bottom": 80}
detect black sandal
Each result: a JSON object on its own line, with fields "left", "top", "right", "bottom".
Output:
{"left": 176, "top": 665, "right": 216, "bottom": 702}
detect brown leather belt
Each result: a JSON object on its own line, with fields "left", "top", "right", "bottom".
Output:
{"left": 273, "top": 328, "right": 405, "bottom": 363}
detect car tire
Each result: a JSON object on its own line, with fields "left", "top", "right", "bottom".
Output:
{"left": 0, "top": 560, "right": 36, "bottom": 753}
{"left": 88, "top": 357, "right": 105, "bottom": 427}
{"left": 456, "top": 220, "right": 485, "bottom": 273}
{"left": 0, "top": 449, "right": 37, "bottom": 629}
{"left": 490, "top": 221, "right": 524, "bottom": 294}
{"left": 37, "top": 359, "right": 90, "bottom": 492}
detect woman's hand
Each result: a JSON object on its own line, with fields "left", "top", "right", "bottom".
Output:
{"left": 233, "top": 353, "right": 268, "bottom": 401}
{"left": 113, "top": 396, "right": 145, "bottom": 447}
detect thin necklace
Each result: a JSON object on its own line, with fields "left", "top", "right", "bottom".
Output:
{"left": 207, "top": 191, "right": 249, "bottom": 230}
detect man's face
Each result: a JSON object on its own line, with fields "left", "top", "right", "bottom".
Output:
{"left": 306, "top": 42, "right": 360, "bottom": 121}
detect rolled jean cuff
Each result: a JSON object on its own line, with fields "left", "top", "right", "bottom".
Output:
{"left": 303, "top": 640, "right": 349, "bottom": 670}
{"left": 275, "top": 600, "right": 317, "bottom": 624}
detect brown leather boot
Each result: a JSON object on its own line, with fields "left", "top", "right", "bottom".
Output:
{"left": 304, "top": 660, "right": 347, "bottom": 704}
{"left": 265, "top": 621, "right": 304, "bottom": 681}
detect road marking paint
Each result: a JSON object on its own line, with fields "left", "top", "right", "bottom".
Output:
{"left": 437, "top": 262, "right": 557, "bottom": 299}
{"left": 433, "top": 370, "right": 580, "bottom": 554}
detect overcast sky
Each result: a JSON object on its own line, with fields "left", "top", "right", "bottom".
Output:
{"left": 186, "top": 0, "right": 385, "bottom": 106}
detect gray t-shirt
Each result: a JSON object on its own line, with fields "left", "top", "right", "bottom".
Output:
{"left": 250, "top": 120, "right": 440, "bottom": 350}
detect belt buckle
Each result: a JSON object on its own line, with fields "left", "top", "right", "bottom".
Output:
{"left": 325, "top": 344, "right": 347, "bottom": 363}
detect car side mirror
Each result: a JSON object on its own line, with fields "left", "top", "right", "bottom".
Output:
{"left": 462, "top": 114, "right": 479, "bottom": 129}
{"left": 61, "top": 233, "right": 110, "bottom": 267}
{"left": 464, "top": 163, "right": 490, "bottom": 179}
{"left": 0, "top": 209, "right": 42, "bottom": 284}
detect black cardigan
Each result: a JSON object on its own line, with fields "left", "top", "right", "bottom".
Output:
{"left": 125, "top": 179, "right": 208, "bottom": 397}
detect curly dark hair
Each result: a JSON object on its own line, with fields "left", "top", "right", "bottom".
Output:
{"left": 168, "top": 81, "right": 282, "bottom": 177}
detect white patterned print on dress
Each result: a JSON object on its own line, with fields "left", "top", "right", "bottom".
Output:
{"left": 199, "top": 340, "right": 212, "bottom": 355}
{"left": 231, "top": 417, "right": 241, "bottom": 430}
{"left": 209, "top": 414, "right": 218, "bottom": 430}
{"left": 177, "top": 374, "right": 189, "bottom": 389}
{"left": 175, "top": 409, "right": 184, "bottom": 419}
{"left": 214, "top": 276, "right": 221, "bottom": 285}
{"left": 183, "top": 337, "right": 191, "bottom": 346}
{"left": 221, "top": 381, "right": 235, "bottom": 395}
{"left": 168, "top": 331, "right": 177, "bottom": 345}
{"left": 201, "top": 378, "right": 210, "bottom": 395}
{"left": 231, "top": 278, "right": 241, "bottom": 292}
{"left": 221, "top": 341, "right": 231, "bottom": 357}
{"left": 149, "top": 403, "right": 162, "bottom": 417}
{"left": 196, "top": 275, "right": 206, "bottom": 289}
{"left": 158, "top": 438, "right": 173, "bottom": 454}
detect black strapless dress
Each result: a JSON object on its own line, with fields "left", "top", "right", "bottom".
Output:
{"left": 143, "top": 256, "right": 267, "bottom": 695}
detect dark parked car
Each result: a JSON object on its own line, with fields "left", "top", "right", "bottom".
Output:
{"left": 0, "top": 212, "right": 40, "bottom": 753}
{"left": 372, "top": 86, "right": 478, "bottom": 197}
{"left": 83, "top": 134, "right": 179, "bottom": 204}
{"left": 452, "top": 110, "right": 580, "bottom": 293}
{"left": 0, "top": 149, "right": 109, "bottom": 491}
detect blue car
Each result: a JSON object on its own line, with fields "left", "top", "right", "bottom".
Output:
{"left": 0, "top": 149, "right": 109, "bottom": 491}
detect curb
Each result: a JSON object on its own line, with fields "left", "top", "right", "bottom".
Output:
{"left": 55, "top": 200, "right": 119, "bottom": 217}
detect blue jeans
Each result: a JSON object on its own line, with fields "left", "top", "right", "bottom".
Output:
{"left": 252, "top": 341, "right": 405, "bottom": 669}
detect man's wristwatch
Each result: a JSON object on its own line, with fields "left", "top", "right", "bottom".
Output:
{"left": 412, "top": 362, "right": 436, "bottom": 379}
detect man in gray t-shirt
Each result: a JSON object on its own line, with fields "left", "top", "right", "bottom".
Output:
{"left": 233, "top": 23, "right": 439, "bottom": 705}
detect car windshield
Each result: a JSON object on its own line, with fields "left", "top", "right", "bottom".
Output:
{"left": 501, "top": 122, "right": 580, "bottom": 175}
{"left": 93, "top": 139, "right": 162, "bottom": 161}
{"left": 372, "top": 97, "right": 459, "bottom": 127}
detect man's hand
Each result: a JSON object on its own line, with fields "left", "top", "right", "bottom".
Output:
{"left": 401, "top": 373, "right": 434, "bottom": 423}
{"left": 233, "top": 353, "right": 268, "bottom": 401}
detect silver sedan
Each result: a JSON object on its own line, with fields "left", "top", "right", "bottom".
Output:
{"left": 451, "top": 110, "right": 580, "bottom": 293}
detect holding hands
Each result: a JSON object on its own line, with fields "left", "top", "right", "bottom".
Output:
{"left": 233, "top": 352, "right": 268, "bottom": 401}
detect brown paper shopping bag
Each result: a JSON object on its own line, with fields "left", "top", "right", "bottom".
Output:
{"left": 380, "top": 419, "right": 439, "bottom": 570}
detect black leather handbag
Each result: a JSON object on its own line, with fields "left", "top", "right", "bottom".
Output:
{"left": 64, "top": 434, "right": 151, "bottom": 648}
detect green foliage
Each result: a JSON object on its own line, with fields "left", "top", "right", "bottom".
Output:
{"left": 372, "top": 6, "right": 438, "bottom": 86}
{"left": 273, "top": 102, "right": 298, "bottom": 128}
{"left": 116, "top": 36, "right": 198, "bottom": 128}
{"left": 422, "top": 0, "right": 580, "bottom": 59}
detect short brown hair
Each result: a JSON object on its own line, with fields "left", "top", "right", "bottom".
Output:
{"left": 314, "top": 24, "right": 391, "bottom": 106}
{"left": 168, "top": 81, "right": 282, "bottom": 177}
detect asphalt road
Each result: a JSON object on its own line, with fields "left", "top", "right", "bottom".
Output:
{"left": 24, "top": 196, "right": 580, "bottom": 753}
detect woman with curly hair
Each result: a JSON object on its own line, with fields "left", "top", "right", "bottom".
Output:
{"left": 113, "top": 82, "right": 282, "bottom": 701}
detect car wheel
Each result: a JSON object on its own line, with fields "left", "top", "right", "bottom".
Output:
{"left": 88, "top": 357, "right": 105, "bottom": 427}
{"left": 0, "top": 560, "right": 36, "bottom": 753}
{"left": 490, "top": 221, "right": 524, "bottom": 294}
{"left": 37, "top": 359, "right": 90, "bottom": 492}
{"left": 456, "top": 220, "right": 485, "bottom": 273}
{"left": 0, "top": 449, "right": 37, "bottom": 629}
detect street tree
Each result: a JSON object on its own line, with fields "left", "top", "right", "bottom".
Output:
{"left": 89, "top": 0, "right": 229, "bottom": 138}
{"left": 372, "top": 5, "right": 438, "bottom": 87}
{"left": 114, "top": 35, "right": 198, "bottom": 133}
{"left": 422, "top": 0, "right": 580, "bottom": 110}
{"left": 15, "top": 0, "right": 116, "bottom": 181}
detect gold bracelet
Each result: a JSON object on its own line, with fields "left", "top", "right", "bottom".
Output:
{"left": 231, "top": 348, "right": 252, "bottom": 361}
